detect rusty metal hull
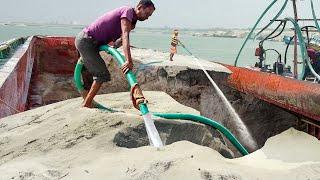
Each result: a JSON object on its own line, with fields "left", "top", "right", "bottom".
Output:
{"left": 0, "top": 37, "right": 35, "bottom": 118}
{"left": 0, "top": 36, "right": 78, "bottom": 119}
{"left": 224, "top": 64, "right": 320, "bottom": 122}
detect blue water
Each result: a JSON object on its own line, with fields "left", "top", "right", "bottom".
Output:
{"left": 0, "top": 23, "right": 297, "bottom": 68}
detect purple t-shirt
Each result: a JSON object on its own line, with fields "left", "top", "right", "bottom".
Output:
{"left": 84, "top": 6, "right": 135, "bottom": 44}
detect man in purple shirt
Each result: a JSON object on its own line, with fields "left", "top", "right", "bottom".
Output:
{"left": 75, "top": 0, "right": 155, "bottom": 108}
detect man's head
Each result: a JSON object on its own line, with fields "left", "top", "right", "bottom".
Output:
{"left": 135, "top": 0, "right": 155, "bottom": 21}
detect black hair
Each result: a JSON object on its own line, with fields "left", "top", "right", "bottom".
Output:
{"left": 138, "top": 0, "right": 156, "bottom": 10}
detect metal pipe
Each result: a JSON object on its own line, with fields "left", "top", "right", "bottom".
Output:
{"left": 293, "top": 0, "right": 299, "bottom": 78}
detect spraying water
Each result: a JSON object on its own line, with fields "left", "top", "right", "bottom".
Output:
{"left": 142, "top": 113, "right": 163, "bottom": 148}
{"left": 179, "top": 41, "right": 258, "bottom": 150}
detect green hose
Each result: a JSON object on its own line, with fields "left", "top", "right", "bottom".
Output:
{"left": 311, "top": 0, "right": 320, "bottom": 32}
{"left": 284, "top": 17, "right": 306, "bottom": 80}
{"left": 99, "top": 45, "right": 150, "bottom": 114}
{"left": 254, "top": 0, "right": 289, "bottom": 39}
{"left": 74, "top": 58, "right": 85, "bottom": 92}
{"left": 284, "top": 17, "right": 320, "bottom": 80}
{"left": 234, "top": 0, "right": 279, "bottom": 66}
{"left": 153, "top": 113, "right": 249, "bottom": 155}
{"left": 234, "top": 0, "right": 320, "bottom": 81}
{"left": 308, "top": 0, "right": 320, "bottom": 80}
{"left": 99, "top": 45, "right": 249, "bottom": 156}
{"left": 73, "top": 58, "right": 117, "bottom": 111}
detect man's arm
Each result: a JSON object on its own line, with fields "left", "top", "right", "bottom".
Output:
{"left": 120, "top": 18, "right": 133, "bottom": 74}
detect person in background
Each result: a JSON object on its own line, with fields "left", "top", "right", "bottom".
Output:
{"left": 169, "top": 29, "right": 179, "bottom": 61}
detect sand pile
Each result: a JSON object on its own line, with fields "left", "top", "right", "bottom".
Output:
{"left": 128, "top": 47, "right": 230, "bottom": 73}
{"left": 0, "top": 91, "right": 319, "bottom": 180}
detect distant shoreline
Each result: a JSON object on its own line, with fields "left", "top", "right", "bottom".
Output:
{"left": 1, "top": 22, "right": 299, "bottom": 42}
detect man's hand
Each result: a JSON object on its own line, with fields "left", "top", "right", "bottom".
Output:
{"left": 121, "top": 60, "right": 133, "bottom": 74}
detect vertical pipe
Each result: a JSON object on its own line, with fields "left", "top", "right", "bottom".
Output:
{"left": 293, "top": 0, "right": 299, "bottom": 78}
{"left": 306, "top": 27, "right": 310, "bottom": 45}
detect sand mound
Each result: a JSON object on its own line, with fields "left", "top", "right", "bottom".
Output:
{"left": 129, "top": 47, "right": 230, "bottom": 73}
{"left": 0, "top": 91, "right": 319, "bottom": 180}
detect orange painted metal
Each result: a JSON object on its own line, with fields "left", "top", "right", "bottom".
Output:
{"left": 32, "top": 36, "right": 78, "bottom": 75}
{"left": 224, "top": 64, "right": 320, "bottom": 121}
{"left": 0, "top": 38, "right": 36, "bottom": 118}
{"left": 0, "top": 36, "right": 79, "bottom": 119}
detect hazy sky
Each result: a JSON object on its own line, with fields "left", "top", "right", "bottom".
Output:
{"left": 0, "top": 0, "right": 319, "bottom": 28}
